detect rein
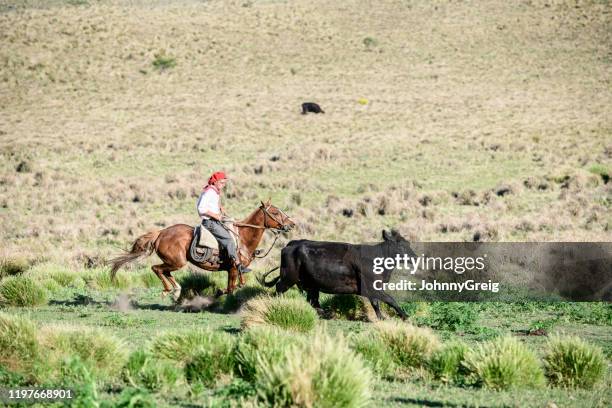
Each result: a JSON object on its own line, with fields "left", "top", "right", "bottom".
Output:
{"left": 223, "top": 204, "right": 292, "bottom": 261}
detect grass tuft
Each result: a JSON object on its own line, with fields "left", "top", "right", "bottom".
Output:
{"left": 241, "top": 295, "right": 318, "bottom": 332}
{"left": 374, "top": 321, "right": 440, "bottom": 369}
{"left": 0, "top": 276, "right": 48, "bottom": 307}
{"left": 123, "top": 350, "right": 181, "bottom": 392}
{"left": 350, "top": 331, "right": 396, "bottom": 377}
{"left": 39, "top": 325, "right": 128, "bottom": 381}
{"left": 256, "top": 329, "right": 372, "bottom": 408}
{"left": 464, "top": 336, "right": 544, "bottom": 390}
{"left": 0, "top": 313, "right": 40, "bottom": 376}
{"left": 151, "top": 328, "right": 235, "bottom": 367}
{"left": 543, "top": 335, "right": 605, "bottom": 389}
{"left": 321, "top": 294, "right": 371, "bottom": 321}
{"left": 152, "top": 53, "right": 176, "bottom": 71}
{"left": 428, "top": 341, "right": 470, "bottom": 384}
{"left": 0, "top": 257, "right": 30, "bottom": 279}
{"left": 236, "top": 325, "right": 303, "bottom": 383}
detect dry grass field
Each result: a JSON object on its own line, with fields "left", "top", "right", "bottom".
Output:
{"left": 0, "top": 1, "right": 611, "bottom": 406}
{"left": 1, "top": 0, "right": 610, "bottom": 266}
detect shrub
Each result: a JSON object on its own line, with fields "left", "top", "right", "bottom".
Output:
{"left": 374, "top": 321, "right": 440, "bottom": 369}
{"left": 151, "top": 328, "right": 235, "bottom": 366}
{"left": 428, "top": 302, "right": 478, "bottom": 331}
{"left": 464, "top": 336, "right": 545, "bottom": 390}
{"left": 428, "top": 341, "right": 470, "bottom": 384}
{"left": 321, "top": 295, "right": 371, "bottom": 321}
{"left": 0, "top": 257, "right": 30, "bottom": 279}
{"left": 236, "top": 325, "right": 303, "bottom": 383}
{"left": 256, "top": 330, "right": 371, "bottom": 408}
{"left": 350, "top": 332, "right": 395, "bottom": 377}
{"left": 0, "top": 276, "right": 47, "bottom": 307}
{"left": 544, "top": 335, "right": 605, "bottom": 389}
{"left": 39, "top": 325, "right": 128, "bottom": 380}
{"left": 241, "top": 296, "right": 318, "bottom": 332}
{"left": 0, "top": 313, "right": 40, "bottom": 375}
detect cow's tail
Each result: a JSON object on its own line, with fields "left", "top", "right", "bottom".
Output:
{"left": 257, "top": 265, "right": 281, "bottom": 288}
{"left": 109, "top": 230, "right": 161, "bottom": 281}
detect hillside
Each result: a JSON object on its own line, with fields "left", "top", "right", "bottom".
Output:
{"left": 1, "top": 0, "right": 610, "bottom": 265}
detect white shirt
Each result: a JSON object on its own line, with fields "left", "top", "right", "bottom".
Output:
{"left": 196, "top": 188, "right": 220, "bottom": 219}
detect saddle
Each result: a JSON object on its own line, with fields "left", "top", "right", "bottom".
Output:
{"left": 190, "top": 221, "right": 239, "bottom": 264}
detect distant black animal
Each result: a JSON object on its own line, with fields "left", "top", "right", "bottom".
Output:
{"left": 301, "top": 102, "right": 325, "bottom": 114}
{"left": 259, "top": 230, "right": 413, "bottom": 320}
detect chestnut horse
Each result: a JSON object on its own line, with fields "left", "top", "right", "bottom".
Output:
{"left": 109, "top": 200, "right": 294, "bottom": 299}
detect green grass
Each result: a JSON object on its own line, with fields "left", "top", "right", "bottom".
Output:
{"left": 0, "top": 313, "right": 40, "bottom": 377}
{"left": 236, "top": 325, "right": 304, "bottom": 383}
{"left": 255, "top": 329, "right": 372, "bottom": 408}
{"left": 544, "top": 335, "right": 606, "bottom": 389}
{"left": 39, "top": 325, "right": 128, "bottom": 381}
{"left": 428, "top": 341, "right": 470, "bottom": 385}
{"left": 0, "top": 283, "right": 610, "bottom": 406}
{"left": 240, "top": 295, "right": 319, "bottom": 332}
{"left": 152, "top": 53, "right": 176, "bottom": 71}
{"left": 350, "top": 331, "right": 396, "bottom": 377}
{"left": 0, "top": 276, "right": 48, "bottom": 307}
{"left": 464, "top": 336, "right": 545, "bottom": 390}
{"left": 374, "top": 321, "right": 441, "bottom": 370}
{"left": 151, "top": 328, "right": 235, "bottom": 365}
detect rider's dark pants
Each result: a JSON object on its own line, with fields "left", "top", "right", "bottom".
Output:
{"left": 201, "top": 218, "right": 238, "bottom": 263}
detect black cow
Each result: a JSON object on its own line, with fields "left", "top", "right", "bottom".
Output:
{"left": 259, "top": 230, "right": 414, "bottom": 320}
{"left": 301, "top": 102, "right": 325, "bottom": 114}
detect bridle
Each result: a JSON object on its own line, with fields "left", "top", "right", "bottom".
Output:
{"left": 233, "top": 204, "right": 293, "bottom": 232}
{"left": 227, "top": 204, "right": 294, "bottom": 260}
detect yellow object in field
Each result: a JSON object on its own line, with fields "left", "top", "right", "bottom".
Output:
{"left": 358, "top": 98, "right": 369, "bottom": 105}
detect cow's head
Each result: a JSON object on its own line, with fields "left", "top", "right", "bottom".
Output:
{"left": 382, "top": 229, "right": 406, "bottom": 242}
{"left": 382, "top": 229, "right": 416, "bottom": 258}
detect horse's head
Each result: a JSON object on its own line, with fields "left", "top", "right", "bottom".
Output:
{"left": 260, "top": 199, "right": 295, "bottom": 232}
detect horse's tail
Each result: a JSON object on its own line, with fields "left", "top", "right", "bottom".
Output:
{"left": 257, "top": 265, "right": 281, "bottom": 288}
{"left": 109, "top": 230, "right": 161, "bottom": 281}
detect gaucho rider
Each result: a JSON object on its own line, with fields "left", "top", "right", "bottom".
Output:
{"left": 196, "top": 171, "right": 251, "bottom": 274}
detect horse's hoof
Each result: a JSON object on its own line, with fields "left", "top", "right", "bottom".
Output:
{"left": 171, "top": 289, "right": 182, "bottom": 302}
{"left": 161, "top": 290, "right": 172, "bottom": 298}
{"left": 214, "top": 289, "right": 225, "bottom": 298}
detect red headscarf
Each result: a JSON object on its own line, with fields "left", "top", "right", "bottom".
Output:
{"left": 203, "top": 171, "right": 227, "bottom": 192}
